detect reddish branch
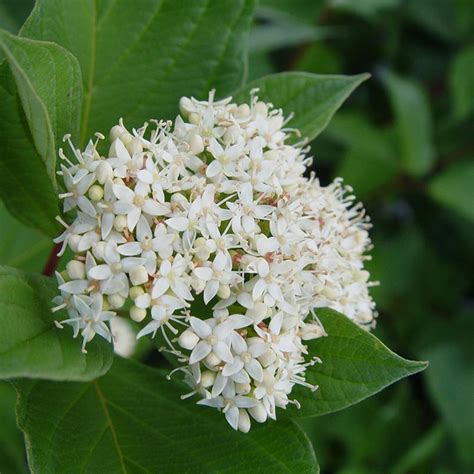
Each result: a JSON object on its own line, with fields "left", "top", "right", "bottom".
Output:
{"left": 42, "top": 242, "right": 63, "bottom": 276}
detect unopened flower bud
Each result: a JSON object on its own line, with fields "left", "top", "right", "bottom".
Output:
{"left": 96, "top": 161, "right": 113, "bottom": 184}
{"left": 205, "top": 352, "right": 221, "bottom": 367}
{"left": 129, "top": 286, "right": 145, "bottom": 300}
{"left": 66, "top": 260, "right": 85, "bottom": 280}
{"left": 88, "top": 185, "right": 104, "bottom": 201}
{"left": 189, "top": 134, "right": 204, "bottom": 154}
{"left": 108, "top": 294, "right": 125, "bottom": 309}
{"left": 259, "top": 349, "right": 276, "bottom": 368}
{"left": 217, "top": 284, "right": 230, "bottom": 299}
{"left": 114, "top": 215, "right": 127, "bottom": 232}
{"left": 238, "top": 409, "right": 251, "bottom": 433}
{"left": 189, "top": 112, "right": 200, "bottom": 125}
{"left": 110, "top": 125, "right": 124, "bottom": 141}
{"left": 68, "top": 234, "right": 81, "bottom": 252}
{"left": 92, "top": 241, "right": 106, "bottom": 261}
{"left": 249, "top": 402, "right": 267, "bottom": 423}
{"left": 178, "top": 329, "right": 199, "bottom": 350}
{"left": 200, "top": 370, "right": 216, "bottom": 388}
{"left": 130, "top": 305, "right": 147, "bottom": 322}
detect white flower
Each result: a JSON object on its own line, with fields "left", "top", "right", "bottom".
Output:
{"left": 113, "top": 182, "right": 169, "bottom": 231}
{"left": 53, "top": 91, "right": 376, "bottom": 431}
{"left": 56, "top": 293, "right": 115, "bottom": 353}
{"left": 187, "top": 317, "right": 234, "bottom": 364}
{"left": 87, "top": 241, "right": 145, "bottom": 295}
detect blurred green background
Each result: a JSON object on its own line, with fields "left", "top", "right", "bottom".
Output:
{"left": 1, "top": 1, "right": 473, "bottom": 473}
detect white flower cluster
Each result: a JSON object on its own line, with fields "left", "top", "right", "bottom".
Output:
{"left": 52, "top": 91, "right": 376, "bottom": 432}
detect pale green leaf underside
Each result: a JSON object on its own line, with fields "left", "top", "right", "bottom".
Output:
{"left": 0, "top": 67, "right": 59, "bottom": 236}
{"left": 0, "top": 28, "right": 83, "bottom": 182}
{"left": 0, "top": 266, "right": 113, "bottom": 381}
{"left": 233, "top": 71, "right": 370, "bottom": 143}
{"left": 286, "top": 308, "right": 427, "bottom": 418}
{"left": 22, "top": 0, "right": 256, "bottom": 144}
{"left": 15, "top": 357, "right": 319, "bottom": 473}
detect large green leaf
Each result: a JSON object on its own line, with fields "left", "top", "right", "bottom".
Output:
{"left": 428, "top": 160, "right": 474, "bottom": 222}
{"left": 15, "top": 357, "right": 319, "bottom": 473}
{"left": 0, "top": 66, "right": 59, "bottom": 236}
{"left": 0, "top": 29, "right": 83, "bottom": 181}
{"left": 234, "top": 72, "right": 370, "bottom": 143}
{"left": 286, "top": 308, "right": 427, "bottom": 418}
{"left": 0, "top": 381, "right": 28, "bottom": 474}
{"left": 0, "top": 266, "right": 113, "bottom": 381}
{"left": 21, "top": 0, "right": 256, "bottom": 144}
{"left": 383, "top": 72, "right": 435, "bottom": 177}
{"left": 450, "top": 45, "right": 474, "bottom": 120}
{"left": 0, "top": 201, "right": 50, "bottom": 272}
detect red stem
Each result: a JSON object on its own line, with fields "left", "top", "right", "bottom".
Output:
{"left": 42, "top": 242, "right": 63, "bottom": 276}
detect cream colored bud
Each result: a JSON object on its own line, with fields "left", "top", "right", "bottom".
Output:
{"left": 236, "top": 103, "right": 250, "bottom": 118}
{"left": 114, "top": 215, "right": 127, "bottom": 232}
{"left": 66, "top": 260, "right": 85, "bottom": 280}
{"left": 189, "top": 134, "right": 204, "bottom": 154}
{"left": 238, "top": 409, "right": 251, "bottom": 433}
{"left": 130, "top": 305, "right": 147, "bottom": 322}
{"left": 68, "top": 234, "right": 81, "bottom": 252}
{"left": 110, "top": 125, "right": 124, "bottom": 141}
{"left": 129, "top": 286, "right": 145, "bottom": 300}
{"left": 322, "top": 285, "right": 341, "bottom": 299}
{"left": 119, "top": 131, "right": 133, "bottom": 145}
{"left": 108, "top": 293, "right": 126, "bottom": 309}
{"left": 130, "top": 265, "right": 148, "bottom": 286}
{"left": 357, "top": 312, "right": 373, "bottom": 324}
{"left": 205, "top": 352, "right": 221, "bottom": 367}
{"left": 259, "top": 349, "right": 276, "bottom": 368}
{"left": 249, "top": 402, "right": 267, "bottom": 423}
{"left": 255, "top": 101, "right": 268, "bottom": 117}
{"left": 178, "top": 329, "right": 199, "bottom": 350}
{"left": 200, "top": 370, "right": 216, "bottom": 388}
{"left": 217, "top": 284, "right": 231, "bottom": 299}
{"left": 88, "top": 184, "right": 104, "bottom": 201}
{"left": 126, "top": 138, "right": 143, "bottom": 155}
{"left": 301, "top": 323, "right": 325, "bottom": 341}
{"left": 96, "top": 161, "right": 113, "bottom": 184}
{"left": 235, "top": 383, "right": 251, "bottom": 394}
{"left": 92, "top": 241, "right": 106, "bottom": 261}
{"left": 189, "top": 112, "right": 200, "bottom": 125}
{"left": 179, "top": 97, "right": 194, "bottom": 116}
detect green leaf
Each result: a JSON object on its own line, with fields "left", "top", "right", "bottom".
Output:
{"left": 428, "top": 160, "right": 474, "bottom": 222}
{"left": 0, "top": 265, "right": 113, "bottom": 381}
{"left": 21, "top": 0, "right": 256, "bottom": 144}
{"left": 287, "top": 308, "right": 427, "bottom": 418}
{"left": 0, "top": 29, "right": 83, "bottom": 182}
{"left": 450, "top": 45, "right": 474, "bottom": 120}
{"left": 15, "top": 357, "right": 319, "bottom": 473}
{"left": 0, "top": 66, "right": 59, "bottom": 237}
{"left": 383, "top": 72, "right": 435, "bottom": 176}
{"left": 234, "top": 72, "right": 370, "bottom": 142}
{"left": 0, "top": 381, "right": 28, "bottom": 474}
{"left": 0, "top": 202, "right": 50, "bottom": 272}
